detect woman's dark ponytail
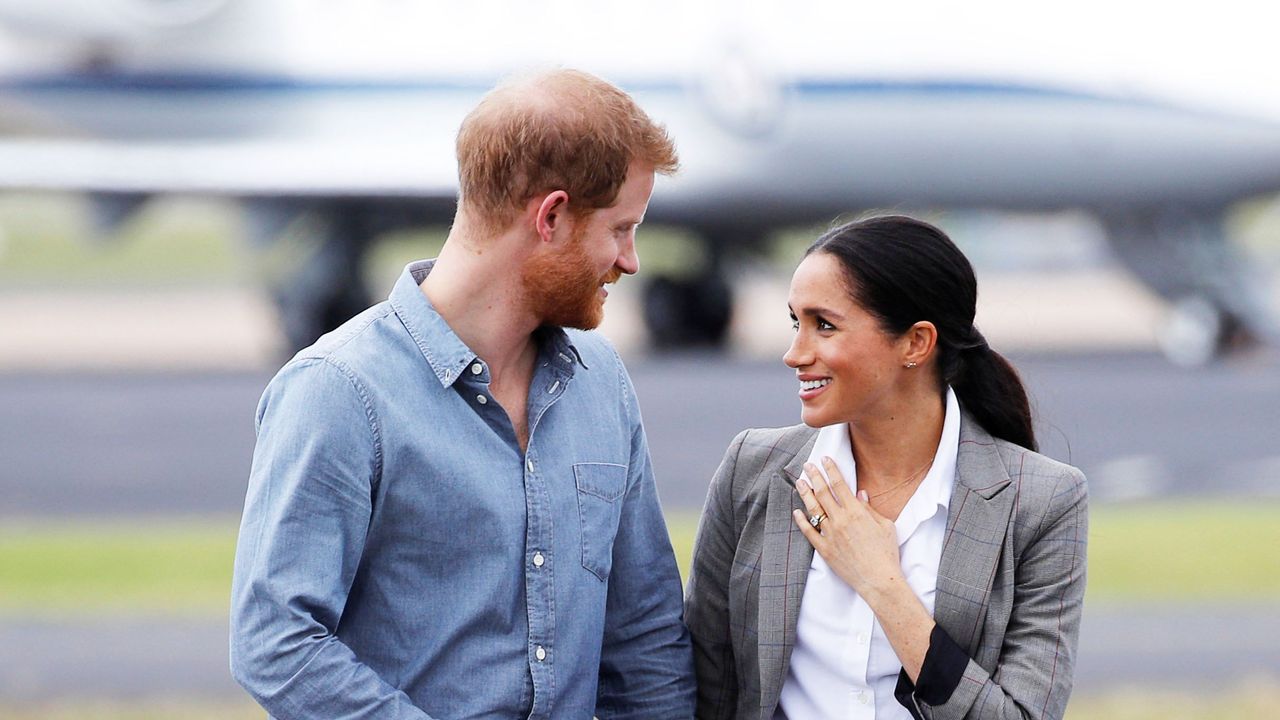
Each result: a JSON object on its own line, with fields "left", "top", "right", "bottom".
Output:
{"left": 943, "top": 330, "right": 1037, "bottom": 452}
{"left": 807, "top": 215, "right": 1037, "bottom": 451}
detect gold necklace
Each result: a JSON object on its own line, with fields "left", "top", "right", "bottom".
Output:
{"left": 863, "top": 457, "right": 935, "bottom": 499}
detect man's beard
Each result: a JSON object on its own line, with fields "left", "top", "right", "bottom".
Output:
{"left": 521, "top": 226, "right": 620, "bottom": 330}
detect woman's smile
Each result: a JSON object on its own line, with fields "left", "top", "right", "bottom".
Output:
{"left": 798, "top": 376, "right": 832, "bottom": 400}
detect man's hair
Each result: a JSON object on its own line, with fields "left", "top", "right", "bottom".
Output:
{"left": 456, "top": 68, "right": 679, "bottom": 232}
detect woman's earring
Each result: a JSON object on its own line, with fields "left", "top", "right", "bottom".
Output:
{"left": 904, "top": 361, "right": 918, "bottom": 369}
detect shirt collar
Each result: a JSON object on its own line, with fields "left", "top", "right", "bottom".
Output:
{"left": 388, "top": 259, "right": 586, "bottom": 388}
{"left": 892, "top": 386, "right": 960, "bottom": 544}
{"left": 806, "top": 386, "right": 960, "bottom": 547}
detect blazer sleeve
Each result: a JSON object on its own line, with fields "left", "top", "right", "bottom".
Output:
{"left": 684, "top": 430, "right": 749, "bottom": 720}
{"left": 900, "top": 466, "right": 1089, "bottom": 720}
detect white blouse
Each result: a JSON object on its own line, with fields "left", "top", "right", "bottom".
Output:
{"left": 776, "top": 387, "right": 960, "bottom": 720}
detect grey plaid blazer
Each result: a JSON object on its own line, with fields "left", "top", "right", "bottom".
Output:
{"left": 683, "top": 414, "right": 1088, "bottom": 720}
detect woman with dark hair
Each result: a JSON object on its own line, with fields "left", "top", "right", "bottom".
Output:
{"left": 684, "top": 215, "right": 1088, "bottom": 720}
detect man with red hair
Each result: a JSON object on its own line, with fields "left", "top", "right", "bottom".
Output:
{"left": 231, "top": 69, "right": 693, "bottom": 719}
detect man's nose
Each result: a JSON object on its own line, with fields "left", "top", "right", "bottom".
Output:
{"left": 616, "top": 235, "right": 639, "bottom": 275}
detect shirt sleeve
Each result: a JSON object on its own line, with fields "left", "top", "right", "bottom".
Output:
{"left": 594, "top": 363, "right": 696, "bottom": 719}
{"left": 229, "top": 358, "right": 435, "bottom": 720}
{"left": 893, "top": 467, "right": 1089, "bottom": 720}
{"left": 893, "top": 624, "right": 970, "bottom": 708}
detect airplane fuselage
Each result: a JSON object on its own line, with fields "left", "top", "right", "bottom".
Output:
{"left": 4, "top": 73, "right": 1280, "bottom": 225}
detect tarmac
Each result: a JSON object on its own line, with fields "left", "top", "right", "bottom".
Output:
{"left": 4, "top": 603, "right": 1278, "bottom": 703}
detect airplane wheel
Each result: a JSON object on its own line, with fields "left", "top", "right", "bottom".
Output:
{"left": 642, "top": 273, "right": 733, "bottom": 348}
{"left": 1158, "top": 296, "right": 1232, "bottom": 367}
{"left": 275, "top": 280, "right": 371, "bottom": 354}
{"left": 270, "top": 208, "right": 375, "bottom": 353}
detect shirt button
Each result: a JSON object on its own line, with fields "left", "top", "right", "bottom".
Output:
{"left": 535, "top": 645, "right": 547, "bottom": 661}
{"left": 857, "top": 691, "right": 870, "bottom": 705}
{"left": 476, "top": 394, "right": 488, "bottom": 405}
{"left": 470, "top": 362, "right": 483, "bottom": 375}
{"left": 533, "top": 552, "right": 545, "bottom": 568}
{"left": 526, "top": 458, "right": 534, "bottom": 473}
{"left": 856, "top": 632, "right": 868, "bottom": 645}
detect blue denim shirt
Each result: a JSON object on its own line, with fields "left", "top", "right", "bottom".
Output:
{"left": 230, "top": 260, "right": 694, "bottom": 719}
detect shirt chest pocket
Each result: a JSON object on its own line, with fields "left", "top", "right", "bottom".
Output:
{"left": 573, "top": 462, "right": 628, "bottom": 581}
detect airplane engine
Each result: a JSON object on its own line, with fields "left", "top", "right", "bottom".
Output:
{"left": 0, "top": 0, "right": 231, "bottom": 41}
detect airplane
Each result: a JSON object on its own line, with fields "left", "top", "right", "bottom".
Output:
{"left": 0, "top": 0, "right": 1278, "bottom": 365}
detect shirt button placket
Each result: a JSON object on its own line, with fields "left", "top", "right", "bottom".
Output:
{"left": 522, "top": 446, "right": 553, "bottom": 717}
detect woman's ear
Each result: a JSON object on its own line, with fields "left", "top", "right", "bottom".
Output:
{"left": 902, "top": 321, "right": 938, "bottom": 368}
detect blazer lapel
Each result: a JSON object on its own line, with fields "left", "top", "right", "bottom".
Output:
{"left": 934, "top": 414, "right": 1017, "bottom": 653}
{"left": 757, "top": 436, "right": 817, "bottom": 718}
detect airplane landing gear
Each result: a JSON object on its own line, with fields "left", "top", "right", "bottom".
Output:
{"left": 1103, "top": 209, "right": 1266, "bottom": 365}
{"left": 642, "top": 271, "right": 734, "bottom": 348}
{"left": 263, "top": 205, "right": 376, "bottom": 354}
{"left": 1158, "top": 295, "right": 1256, "bottom": 367}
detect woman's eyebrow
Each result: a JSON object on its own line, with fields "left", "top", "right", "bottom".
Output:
{"left": 790, "top": 305, "right": 846, "bottom": 321}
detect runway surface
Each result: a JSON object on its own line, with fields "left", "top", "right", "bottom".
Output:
{"left": 4, "top": 603, "right": 1278, "bottom": 703}
{"left": 2, "top": 351, "right": 1278, "bottom": 517}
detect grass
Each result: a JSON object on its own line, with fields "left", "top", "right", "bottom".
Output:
{"left": 0, "top": 195, "right": 242, "bottom": 286}
{"left": 0, "top": 194, "right": 717, "bottom": 290}
{"left": 1, "top": 501, "right": 1279, "bottom": 616}
{"left": 1086, "top": 500, "right": 1280, "bottom": 600}
{"left": 671, "top": 501, "right": 1280, "bottom": 601}
{"left": 1066, "top": 677, "right": 1280, "bottom": 719}
{"left": 0, "top": 518, "right": 239, "bottom": 616}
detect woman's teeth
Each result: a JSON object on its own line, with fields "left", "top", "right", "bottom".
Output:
{"left": 801, "top": 379, "right": 830, "bottom": 391}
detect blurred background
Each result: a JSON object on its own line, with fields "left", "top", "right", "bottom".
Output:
{"left": 1, "top": 2, "right": 1278, "bottom": 718}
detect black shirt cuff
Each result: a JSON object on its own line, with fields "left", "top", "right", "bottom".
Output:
{"left": 895, "top": 624, "right": 969, "bottom": 710}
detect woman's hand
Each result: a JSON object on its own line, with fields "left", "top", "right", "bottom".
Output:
{"left": 792, "top": 456, "right": 937, "bottom": 682}
{"left": 792, "top": 456, "right": 904, "bottom": 603}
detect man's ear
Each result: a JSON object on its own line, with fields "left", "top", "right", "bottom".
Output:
{"left": 902, "top": 321, "right": 938, "bottom": 368}
{"left": 533, "top": 191, "right": 570, "bottom": 243}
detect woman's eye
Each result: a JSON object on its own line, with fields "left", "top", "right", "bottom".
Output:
{"left": 791, "top": 319, "right": 800, "bottom": 330}
{"left": 817, "top": 319, "right": 835, "bottom": 331}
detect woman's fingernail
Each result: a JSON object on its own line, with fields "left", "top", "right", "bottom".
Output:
{"left": 797, "top": 477, "right": 811, "bottom": 492}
